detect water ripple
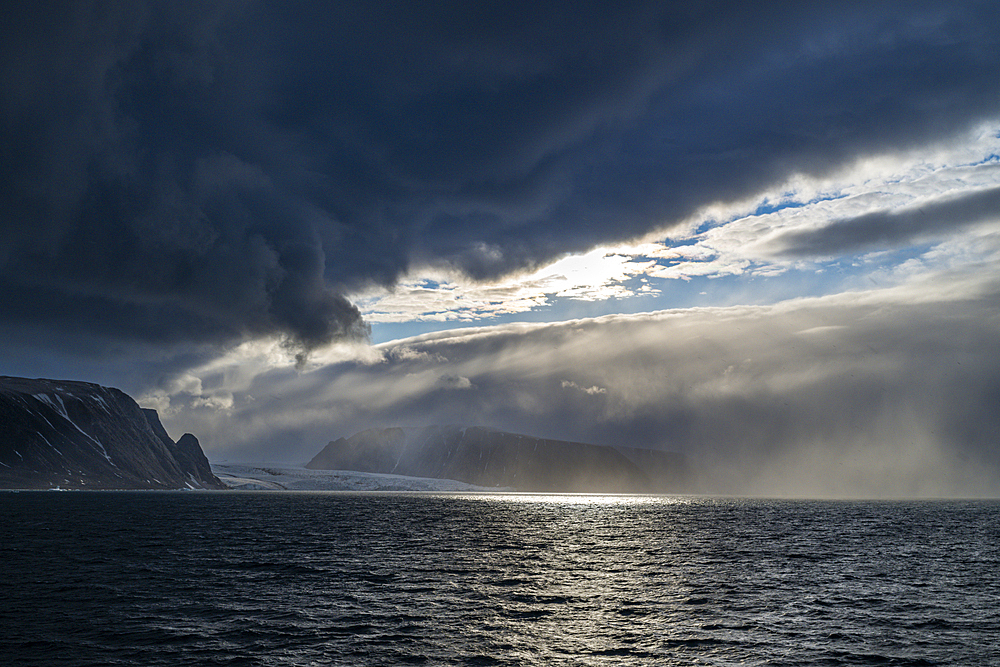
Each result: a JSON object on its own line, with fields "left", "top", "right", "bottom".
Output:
{"left": 2, "top": 493, "right": 999, "bottom": 666}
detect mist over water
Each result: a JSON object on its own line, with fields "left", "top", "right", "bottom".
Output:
{"left": 3, "top": 492, "right": 999, "bottom": 666}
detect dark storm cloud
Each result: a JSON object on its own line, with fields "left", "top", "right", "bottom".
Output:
{"left": 775, "top": 185, "right": 1000, "bottom": 257}
{"left": 2, "top": 1, "right": 999, "bottom": 353}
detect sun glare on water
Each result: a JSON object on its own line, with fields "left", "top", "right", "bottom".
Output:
{"left": 451, "top": 493, "right": 690, "bottom": 506}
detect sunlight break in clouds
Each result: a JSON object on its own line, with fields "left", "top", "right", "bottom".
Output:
{"left": 353, "top": 123, "right": 1000, "bottom": 325}
{"left": 352, "top": 246, "right": 657, "bottom": 325}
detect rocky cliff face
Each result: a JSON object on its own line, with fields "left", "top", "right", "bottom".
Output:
{"left": 306, "top": 425, "right": 692, "bottom": 493}
{"left": 0, "top": 376, "right": 224, "bottom": 489}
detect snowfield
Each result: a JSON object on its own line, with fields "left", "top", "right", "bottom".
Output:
{"left": 211, "top": 463, "right": 513, "bottom": 492}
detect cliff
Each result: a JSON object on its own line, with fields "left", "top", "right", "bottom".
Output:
{"left": 0, "top": 376, "right": 224, "bottom": 489}
{"left": 306, "top": 425, "right": 692, "bottom": 493}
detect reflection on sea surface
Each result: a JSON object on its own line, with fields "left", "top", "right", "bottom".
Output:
{"left": 2, "top": 492, "right": 998, "bottom": 666}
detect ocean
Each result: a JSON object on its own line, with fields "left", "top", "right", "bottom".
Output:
{"left": 2, "top": 492, "right": 998, "bottom": 666}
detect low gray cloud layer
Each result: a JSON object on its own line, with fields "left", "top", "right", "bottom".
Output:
{"left": 164, "top": 271, "right": 1000, "bottom": 498}
{"left": 3, "top": 1, "right": 999, "bottom": 359}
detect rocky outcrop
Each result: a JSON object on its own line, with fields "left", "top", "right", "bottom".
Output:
{"left": 306, "top": 425, "right": 692, "bottom": 493}
{"left": 0, "top": 376, "right": 224, "bottom": 489}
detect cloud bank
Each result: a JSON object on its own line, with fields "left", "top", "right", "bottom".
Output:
{"left": 159, "top": 267, "right": 1000, "bottom": 498}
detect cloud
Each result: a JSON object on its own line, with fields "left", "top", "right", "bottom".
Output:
{"left": 355, "top": 247, "right": 656, "bottom": 324}
{"left": 351, "top": 127, "right": 1000, "bottom": 324}
{"left": 3, "top": 1, "right": 1000, "bottom": 362}
{"left": 192, "top": 392, "right": 234, "bottom": 411}
{"left": 438, "top": 375, "right": 475, "bottom": 390}
{"left": 156, "top": 265, "right": 1000, "bottom": 497}
{"left": 562, "top": 380, "right": 607, "bottom": 396}
{"left": 775, "top": 185, "right": 1000, "bottom": 257}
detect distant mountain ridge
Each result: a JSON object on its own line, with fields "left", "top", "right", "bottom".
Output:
{"left": 0, "top": 376, "right": 224, "bottom": 489}
{"left": 306, "top": 425, "right": 693, "bottom": 493}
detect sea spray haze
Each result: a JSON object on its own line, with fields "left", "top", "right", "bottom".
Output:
{"left": 305, "top": 425, "right": 694, "bottom": 493}
{"left": 164, "top": 288, "right": 1000, "bottom": 499}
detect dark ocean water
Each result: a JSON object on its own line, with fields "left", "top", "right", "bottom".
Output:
{"left": 2, "top": 492, "right": 999, "bottom": 666}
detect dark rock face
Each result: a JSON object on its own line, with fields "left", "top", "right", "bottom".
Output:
{"left": 0, "top": 376, "right": 224, "bottom": 489}
{"left": 306, "top": 425, "right": 692, "bottom": 493}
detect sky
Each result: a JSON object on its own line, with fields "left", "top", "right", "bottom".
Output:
{"left": 3, "top": 1, "right": 1000, "bottom": 496}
